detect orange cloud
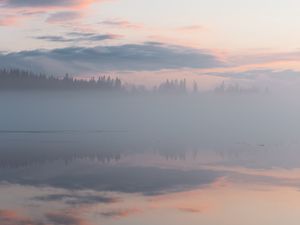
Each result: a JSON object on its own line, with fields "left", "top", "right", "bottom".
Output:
{"left": 2, "top": 0, "right": 103, "bottom": 9}
{"left": 0, "top": 210, "right": 18, "bottom": 218}
{"left": 0, "top": 209, "right": 44, "bottom": 225}
{"left": 0, "top": 0, "right": 111, "bottom": 28}
{"left": 0, "top": 16, "right": 18, "bottom": 26}
{"left": 0, "top": 209, "right": 94, "bottom": 225}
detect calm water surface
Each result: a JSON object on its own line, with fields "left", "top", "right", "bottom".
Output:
{"left": 1, "top": 131, "right": 300, "bottom": 225}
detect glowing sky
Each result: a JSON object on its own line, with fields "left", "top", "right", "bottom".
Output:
{"left": 1, "top": 0, "right": 300, "bottom": 88}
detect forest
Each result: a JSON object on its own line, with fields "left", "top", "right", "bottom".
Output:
{"left": 0, "top": 68, "right": 260, "bottom": 94}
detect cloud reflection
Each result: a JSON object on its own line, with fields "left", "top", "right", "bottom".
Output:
{"left": 100, "top": 208, "right": 141, "bottom": 219}
{"left": 33, "top": 193, "right": 120, "bottom": 205}
{"left": 0, "top": 209, "right": 43, "bottom": 225}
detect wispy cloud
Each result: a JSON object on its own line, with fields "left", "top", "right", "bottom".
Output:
{"left": 34, "top": 33, "right": 121, "bottom": 43}
{"left": 0, "top": 209, "right": 44, "bottom": 225}
{"left": 0, "top": 16, "right": 18, "bottom": 26}
{"left": 177, "top": 206, "right": 207, "bottom": 214}
{"left": 1, "top": 0, "right": 102, "bottom": 9}
{"left": 0, "top": 0, "right": 108, "bottom": 27}
{"left": 46, "top": 11, "right": 82, "bottom": 23}
{"left": 101, "top": 19, "right": 143, "bottom": 29}
{"left": 33, "top": 193, "right": 120, "bottom": 205}
{"left": 45, "top": 212, "right": 90, "bottom": 225}
{"left": 0, "top": 208, "right": 92, "bottom": 225}
{"left": 100, "top": 208, "right": 141, "bottom": 218}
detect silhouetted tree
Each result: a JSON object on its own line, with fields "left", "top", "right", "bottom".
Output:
{"left": 158, "top": 78, "right": 187, "bottom": 94}
{"left": 0, "top": 69, "right": 125, "bottom": 92}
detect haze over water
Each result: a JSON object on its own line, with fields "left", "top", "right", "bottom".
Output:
{"left": 0, "top": 90, "right": 300, "bottom": 225}
{"left": 1, "top": 0, "right": 300, "bottom": 224}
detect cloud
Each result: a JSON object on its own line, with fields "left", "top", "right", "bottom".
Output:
{"left": 229, "top": 51, "right": 300, "bottom": 66}
{"left": 101, "top": 19, "right": 143, "bottom": 29}
{"left": 0, "top": 166, "right": 221, "bottom": 195}
{"left": 45, "top": 212, "right": 89, "bottom": 225}
{"left": 0, "top": 209, "right": 44, "bottom": 225}
{"left": 100, "top": 208, "right": 141, "bottom": 218}
{"left": 33, "top": 193, "right": 120, "bottom": 205}
{"left": 1, "top": 0, "right": 100, "bottom": 9}
{"left": 0, "top": 9, "right": 48, "bottom": 27}
{"left": 19, "top": 10, "right": 46, "bottom": 16}
{"left": 34, "top": 33, "right": 121, "bottom": 43}
{"left": 0, "top": 209, "right": 91, "bottom": 225}
{"left": 209, "top": 69, "right": 300, "bottom": 81}
{"left": 0, "top": 42, "right": 223, "bottom": 74}
{"left": 0, "top": 16, "right": 18, "bottom": 26}
{"left": 0, "top": 1, "right": 106, "bottom": 27}
{"left": 35, "top": 35, "right": 74, "bottom": 42}
{"left": 46, "top": 11, "right": 82, "bottom": 23}
{"left": 177, "top": 207, "right": 206, "bottom": 214}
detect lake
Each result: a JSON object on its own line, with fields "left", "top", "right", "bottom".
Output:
{"left": 1, "top": 93, "right": 300, "bottom": 225}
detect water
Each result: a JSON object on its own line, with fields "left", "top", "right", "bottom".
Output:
{"left": 1, "top": 92, "right": 300, "bottom": 224}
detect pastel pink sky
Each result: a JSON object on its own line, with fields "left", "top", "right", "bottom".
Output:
{"left": 1, "top": 0, "right": 300, "bottom": 88}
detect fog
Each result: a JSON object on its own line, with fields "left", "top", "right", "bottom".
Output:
{"left": 1, "top": 89, "right": 300, "bottom": 225}
{"left": 1, "top": 90, "right": 300, "bottom": 169}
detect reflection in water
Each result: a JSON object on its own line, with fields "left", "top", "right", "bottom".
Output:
{"left": 1, "top": 130, "right": 300, "bottom": 224}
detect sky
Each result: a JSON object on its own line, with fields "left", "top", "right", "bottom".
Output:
{"left": 1, "top": 0, "right": 300, "bottom": 89}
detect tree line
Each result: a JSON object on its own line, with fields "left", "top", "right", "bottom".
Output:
{"left": 0, "top": 69, "right": 190, "bottom": 94}
{"left": 0, "top": 69, "right": 262, "bottom": 94}
{"left": 0, "top": 69, "right": 123, "bottom": 91}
